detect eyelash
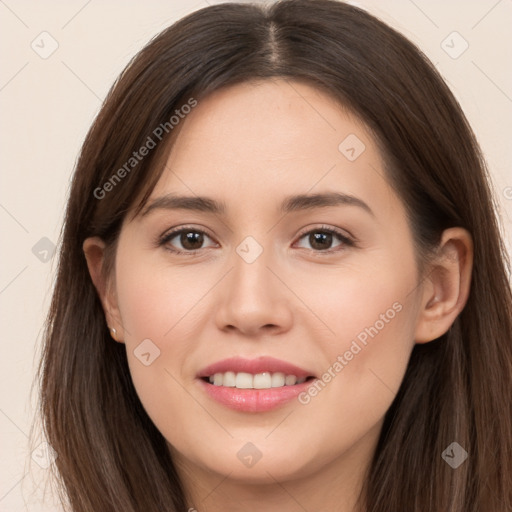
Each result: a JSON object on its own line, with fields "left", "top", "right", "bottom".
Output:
{"left": 158, "top": 224, "right": 356, "bottom": 256}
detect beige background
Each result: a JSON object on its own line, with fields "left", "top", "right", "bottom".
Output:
{"left": 1, "top": 0, "right": 511, "bottom": 510}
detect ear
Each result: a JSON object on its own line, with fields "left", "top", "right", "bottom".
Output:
{"left": 414, "top": 227, "right": 473, "bottom": 344}
{"left": 83, "top": 237, "right": 125, "bottom": 343}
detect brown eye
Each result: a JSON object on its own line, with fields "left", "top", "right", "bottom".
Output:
{"left": 160, "top": 227, "right": 216, "bottom": 254}
{"left": 295, "top": 227, "right": 354, "bottom": 252}
{"left": 177, "top": 231, "right": 205, "bottom": 250}
{"left": 308, "top": 232, "right": 334, "bottom": 250}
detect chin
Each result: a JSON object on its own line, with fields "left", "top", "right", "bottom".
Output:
{"left": 185, "top": 440, "right": 318, "bottom": 484}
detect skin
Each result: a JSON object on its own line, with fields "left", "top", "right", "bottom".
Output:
{"left": 84, "top": 79, "right": 473, "bottom": 512}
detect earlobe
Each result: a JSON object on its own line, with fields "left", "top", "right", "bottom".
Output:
{"left": 414, "top": 228, "right": 473, "bottom": 344}
{"left": 83, "top": 237, "right": 125, "bottom": 343}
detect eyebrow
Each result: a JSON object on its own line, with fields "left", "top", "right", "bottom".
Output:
{"left": 141, "top": 192, "right": 374, "bottom": 217}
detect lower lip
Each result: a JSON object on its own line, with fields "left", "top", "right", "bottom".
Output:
{"left": 197, "top": 378, "right": 315, "bottom": 412}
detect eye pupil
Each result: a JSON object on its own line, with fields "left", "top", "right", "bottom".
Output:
{"left": 182, "top": 231, "right": 204, "bottom": 250}
{"left": 310, "top": 232, "right": 332, "bottom": 250}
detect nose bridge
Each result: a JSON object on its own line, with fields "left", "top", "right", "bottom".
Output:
{"left": 230, "top": 234, "right": 277, "bottom": 303}
{"left": 214, "top": 233, "right": 293, "bottom": 334}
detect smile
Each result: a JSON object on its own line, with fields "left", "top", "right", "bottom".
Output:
{"left": 204, "top": 371, "right": 310, "bottom": 388}
{"left": 197, "top": 356, "right": 317, "bottom": 412}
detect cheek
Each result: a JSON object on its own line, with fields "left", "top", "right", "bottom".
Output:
{"left": 116, "top": 267, "right": 198, "bottom": 449}
{"left": 294, "top": 252, "right": 418, "bottom": 411}
{"left": 115, "top": 249, "right": 209, "bottom": 342}
{"left": 113, "top": 250, "right": 194, "bottom": 416}
{"left": 304, "top": 256, "right": 417, "bottom": 359}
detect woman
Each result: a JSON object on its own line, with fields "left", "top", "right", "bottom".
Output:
{"left": 37, "top": 0, "right": 512, "bottom": 510}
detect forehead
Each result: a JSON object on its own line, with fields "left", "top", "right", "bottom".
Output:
{"left": 145, "top": 79, "right": 401, "bottom": 222}
{"left": 167, "top": 79, "right": 361, "bottom": 166}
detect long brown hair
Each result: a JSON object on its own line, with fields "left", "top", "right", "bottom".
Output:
{"left": 37, "top": 1, "right": 512, "bottom": 510}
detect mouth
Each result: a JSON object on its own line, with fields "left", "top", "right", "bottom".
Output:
{"left": 200, "top": 372, "right": 316, "bottom": 389}
{"left": 196, "top": 356, "right": 317, "bottom": 412}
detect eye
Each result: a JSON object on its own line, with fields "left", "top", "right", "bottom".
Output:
{"left": 159, "top": 226, "right": 217, "bottom": 254}
{"left": 158, "top": 224, "right": 355, "bottom": 256}
{"left": 294, "top": 225, "right": 354, "bottom": 253}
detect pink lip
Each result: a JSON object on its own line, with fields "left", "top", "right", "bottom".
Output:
{"left": 196, "top": 356, "right": 317, "bottom": 412}
{"left": 198, "top": 378, "right": 315, "bottom": 412}
{"left": 197, "top": 356, "right": 315, "bottom": 380}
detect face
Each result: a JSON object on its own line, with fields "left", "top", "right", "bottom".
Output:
{"left": 108, "top": 79, "right": 425, "bottom": 485}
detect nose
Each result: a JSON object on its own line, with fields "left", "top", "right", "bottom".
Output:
{"left": 214, "top": 245, "right": 294, "bottom": 337}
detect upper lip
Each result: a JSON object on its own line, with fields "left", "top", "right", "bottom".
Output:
{"left": 197, "top": 356, "right": 315, "bottom": 379}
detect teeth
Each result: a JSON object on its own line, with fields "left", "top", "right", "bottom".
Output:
{"left": 207, "top": 371, "right": 307, "bottom": 389}
{"left": 253, "top": 372, "right": 272, "bottom": 389}
{"left": 235, "top": 372, "right": 253, "bottom": 389}
{"left": 285, "top": 375, "right": 297, "bottom": 386}
{"left": 223, "top": 371, "right": 236, "bottom": 387}
{"left": 271, "top": 372, "right": 285, "bottom": 387}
